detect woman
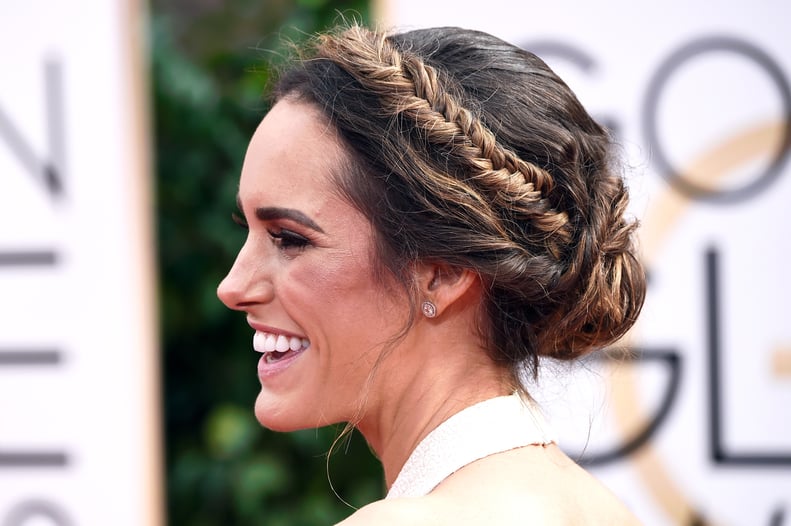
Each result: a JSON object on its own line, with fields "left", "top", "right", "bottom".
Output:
{"left": 217, "top": 24, "right": 645, "bottom": 524}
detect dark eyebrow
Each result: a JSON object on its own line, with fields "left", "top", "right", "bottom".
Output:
{"left": 235, "top": 195, "right": 325, "bottom": 233}
{"left": 256, "top": 207, "right": 325, "bottom": 233}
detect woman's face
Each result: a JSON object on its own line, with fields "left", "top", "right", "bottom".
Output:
{"left": 217, "top": 99, "right": 407, "bottom": 431}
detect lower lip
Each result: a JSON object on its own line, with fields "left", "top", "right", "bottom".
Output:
{"left": 257, "top": 348, "right": 308, "bottom": 379}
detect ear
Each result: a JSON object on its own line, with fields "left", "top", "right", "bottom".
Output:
{"left": 416, "top": 262, "right": 480, "bottom": 318}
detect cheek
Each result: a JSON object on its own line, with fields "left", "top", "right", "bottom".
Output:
{"left": 284, "top": 248, "right": 407, "bottom": 347}
{"left": 283, "top": 250, "right": 377, "bottom": 320}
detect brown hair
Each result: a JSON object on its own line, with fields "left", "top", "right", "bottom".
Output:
{"left": 273, "top": 25, "right": 645, "bottom": 378}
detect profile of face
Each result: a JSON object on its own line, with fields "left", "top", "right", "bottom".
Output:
{"left": 217, "top": 100, "right": 409, "bottom": 431}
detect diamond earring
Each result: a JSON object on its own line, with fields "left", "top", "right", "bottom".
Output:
{"left": 421, "top": 300, "right": 437, "bottom": 318}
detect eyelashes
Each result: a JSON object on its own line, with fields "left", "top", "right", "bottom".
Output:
{"left": 231, "top": 212, "right": 311, "bottom": 253}
{"left": 268, "top": 229, "right": 311, "bottom": 251}
{"left": 232, "top": 212, "right": 248, "bottom": 230}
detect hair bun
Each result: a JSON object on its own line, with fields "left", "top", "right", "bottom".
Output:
{"left": 274, "top": 24, "right": 646, "bottom": 378}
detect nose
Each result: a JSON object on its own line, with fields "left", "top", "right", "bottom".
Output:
{"left": 217, "top": 243, "right": 274, "bottom": 311}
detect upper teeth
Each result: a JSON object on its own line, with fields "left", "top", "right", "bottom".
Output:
{"left": 253, "top": 331, "right": 310, "bottom": 353}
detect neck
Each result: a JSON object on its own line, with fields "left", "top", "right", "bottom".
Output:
{"left": 354, "top": 334, "right": 513, "bottom": 488}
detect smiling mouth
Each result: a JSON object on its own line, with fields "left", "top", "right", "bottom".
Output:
{"left": 253, "top": 331, "right": 310, "bottom": 363}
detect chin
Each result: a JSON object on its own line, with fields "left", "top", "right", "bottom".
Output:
{"left": 253, "top": 390, "right": 331, "bottom": 432}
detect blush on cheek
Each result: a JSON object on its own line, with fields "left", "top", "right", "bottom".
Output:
{"left": 279, "top": 251, "right": 370, "bottom": 332}
{"left": 285, "top": 248, "right": 405, "bottom": 348}
{"left": 291, "top": 248, "right": 376, "bottom": 296}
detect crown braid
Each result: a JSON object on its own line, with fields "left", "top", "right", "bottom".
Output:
{"left": 315, "top": 27, "right": 572, "bottom": 251}
{"left": 275, "top": 24, "right": 646, "bottom": 377}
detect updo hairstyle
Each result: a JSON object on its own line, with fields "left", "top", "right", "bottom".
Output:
{"left": 273, "top": 25, "right": 646, "bottom": 378}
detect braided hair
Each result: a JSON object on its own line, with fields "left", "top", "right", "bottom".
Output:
{"left": 273, "top": 25, "right": 645, "bottom": 379}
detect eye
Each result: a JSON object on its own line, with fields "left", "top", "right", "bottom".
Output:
{"left": 232, "top": 212, "right": 249, "bottom": 230}
{"left": 268, "top": 228, "right": 311, "bottom": 253}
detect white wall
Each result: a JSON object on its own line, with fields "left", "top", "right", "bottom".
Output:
{"left": 0, "top": 1, "right": 160, "bottom": 524}
{"left": 379, "top": 1, "right": 791, "bottom": 524}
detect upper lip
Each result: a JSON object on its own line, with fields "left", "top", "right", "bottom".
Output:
{"left": 247, "top": 319, "right": 306, "bottom": 339}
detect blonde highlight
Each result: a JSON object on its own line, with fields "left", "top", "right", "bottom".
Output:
{"left": 273, "top": 23, "right": 646, "bottom": 378}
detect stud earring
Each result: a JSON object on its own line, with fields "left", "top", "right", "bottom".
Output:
{"left": 421, "top": 300, "right": 437, "bottom": 318}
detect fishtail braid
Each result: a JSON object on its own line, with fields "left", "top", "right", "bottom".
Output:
{"left": 274, "top": 24, "right": 646, "bottom": 377}
{"left": 315, "top": 27, "right": 573, "bottom": 252}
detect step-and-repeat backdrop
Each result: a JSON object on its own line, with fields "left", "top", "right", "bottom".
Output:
{"left": 0, "top": 1, "right": 160, "bottom": 525}
{"left": 379, "top": 1, "right": 790, "bottom": 524}
{"left": 3, "top": 1, "right": 787, "bottom": 524}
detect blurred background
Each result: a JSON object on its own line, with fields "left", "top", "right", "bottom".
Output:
{"left": 1, "top": 1, "right": 789, "bottom": 525}
{"left": 151, "top": 2, "right": 383, "bottom": 525}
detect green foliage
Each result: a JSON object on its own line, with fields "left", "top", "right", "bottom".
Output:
{"left": 151, "top": 2, "right": 383, "bottom": 524}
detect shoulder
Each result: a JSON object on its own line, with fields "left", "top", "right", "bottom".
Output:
{"left": 336, "top": 492, "right": 638, "bottom": 526}
{"left": 338, "top": 445, "right": 642, "bottom": 526}
{"left": 335, "top": 498, "right": 439, "bottom": 526}
{"left": 435, "top": 444, "right": 642, "bottom": 525}
{"left": 336, "top": 495, "right": 527, "bottom": 526}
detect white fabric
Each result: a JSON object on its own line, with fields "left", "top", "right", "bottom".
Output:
{"left": 386, "top": 393, "right": 555, "bottom": 499}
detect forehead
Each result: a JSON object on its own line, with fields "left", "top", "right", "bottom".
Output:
{"left": 239, "top": 99, "right": 346, "bottom": 201}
